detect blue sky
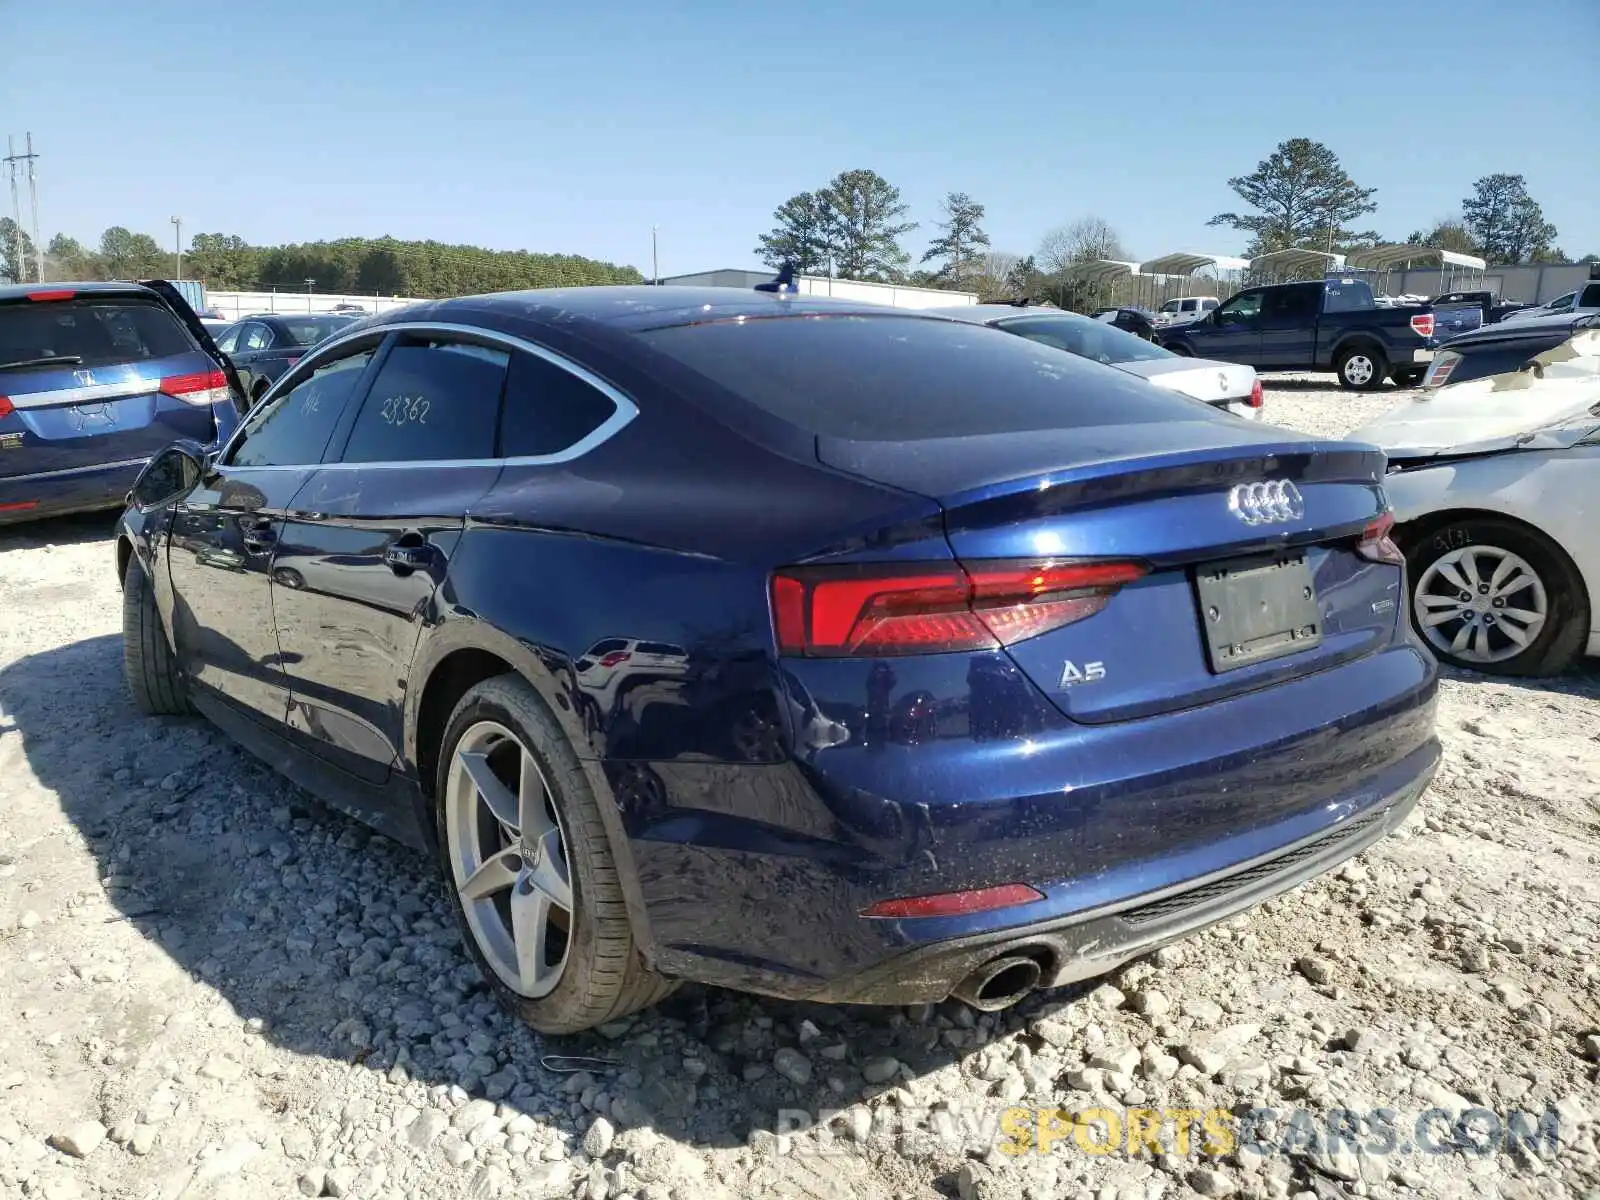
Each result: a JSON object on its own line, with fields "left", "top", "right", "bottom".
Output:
{"left": 5, "top": 0, "right": 1596, "bottom": 276}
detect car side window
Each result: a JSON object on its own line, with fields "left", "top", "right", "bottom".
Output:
{"left": 215, "top": 325, "right": 241, "bottom": 354}
{"left": 1548, "top": 292, "right": 1576, "bottom": 312}
{"left": 500, "top": 348, "right": 623, "bottom": 458}
{"left": 1262, "top": 285, "right": 1318, "bottom": 320}
{"left": 235, "top": 322, "right": 272, "bottom": 352}
{"left": 337, "top": 338, "right": 510, "bottom": 464}
{"left": 1216, "top": 292, "right": 1263, "bottom": 323}
{"left": 227, "top": 347, "right": 377, "bottom": 468}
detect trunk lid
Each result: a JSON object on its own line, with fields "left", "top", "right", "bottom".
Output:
{"left": 818, "top": 424, "right": 1401, "bottom": 722}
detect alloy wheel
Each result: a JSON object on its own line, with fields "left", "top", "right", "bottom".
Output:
{"left": 444, "top": 720, "right": 573, "bottom": 998}
{"left": 1343, "top": 354, "right": 1375, "bottom": 386}
{"left": 1414, "top": 545, "right": 1548, "bottom": 665}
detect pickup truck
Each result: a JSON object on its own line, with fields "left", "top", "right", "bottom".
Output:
{"left": 1158, "top": 277, "right": 1457, "bottom": 390}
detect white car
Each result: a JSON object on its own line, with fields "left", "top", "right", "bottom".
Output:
{"left": 930, "top": 305, "right": 1263, "bottom": 419}
{"left": 1349, "top": 324, "right": 1600, "bottom": 675}
{"left": 1497, "top": 280, "right": 1600, "bottom": 323}
{"left": 1154, "top": 296, "right": 1219, "bottom": 326}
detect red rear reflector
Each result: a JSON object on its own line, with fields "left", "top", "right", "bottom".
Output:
{"left": 0, "top": 499, "right": 38, "bottom": 512}
{"left": 0, "top": 395, "right": 13, "bottom": 420}
{"left": 862, "top": 883, "right": 1045, "bottom": 919}
{"left": 26, "top": 289, "right": 76, "bottom": 303}
{"left": 285, "top": 354, "right": 303, "bottom": 366}
{"left": 1409, "top": 313, "right": 1435, "bottom": 338}
{"left": 1357, "top": 512, "right": 1404, "bottom": 566}
{"left": 771, "top": 559, "right": 1147, "bottom": 657}
{"left": 160, "top": 369, "right": 231, "bottom": 407}
{"left": 1248, "top": 378, "right": 1263, "bottom": 409}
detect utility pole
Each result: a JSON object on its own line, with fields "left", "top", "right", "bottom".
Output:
{"left": 24, "top": 134, "right": 43, "bottom": 283}
{"left": 171, "top": 216, "right": 183, "bottom": 279}
{"left": 651, "top": 226, "right": 658, "bottom": 284}
{"left": 4, "top": 135, "right": 24, "bottom": 283}
{"left": 305, "top": 278, "right": 315, "bottom": 312}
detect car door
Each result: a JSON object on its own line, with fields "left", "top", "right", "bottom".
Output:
{"left": 1256, "top": 282, "right": 1322, "bottom": 367}
{"left": 166, "top": 338, "right": 381, "bottom": 725}
{"left": 227, "top": 321, "right": 274, "bottom": 397}
{"left": 270, "top": 331, "right": 511, "bottom": 783}
{"left": 1180, "top": 290, "right": 1264, "bottom": 363}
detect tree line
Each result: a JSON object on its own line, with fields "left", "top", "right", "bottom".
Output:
{"left": 0, "top": 224, "right": 642, "bottom": 295}
{"left": 755, "top": 143, "right": 1592, "bottom": 305}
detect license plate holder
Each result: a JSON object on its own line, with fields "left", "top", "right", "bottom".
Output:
{"left": 1194, "top": 553, "right": 1321, "bottom": 673}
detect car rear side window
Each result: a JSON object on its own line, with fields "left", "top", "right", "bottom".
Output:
{"left": 636, "top": 315, "right": 1201, "bottom": 441}
{"left": 230, "top": 348, "right": 375, "bottom": 467}
{"left": 500, "top": 349, "right": 618, "bottom": 457}
{"left": 338, "top": 339, "right": 509, "bottom": 463}
{"left": 0, "top": 297, "right": 193, "bottom": 369}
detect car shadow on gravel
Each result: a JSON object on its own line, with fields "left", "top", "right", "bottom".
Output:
{"left": 1259, "top": 376, "right": 1411, "bottom": 394}
{"left": 0, "top": 510, "right": 124, "bottom": 554}
{"left": 2, "top": 632, "right": 1087, "bottom": 1159}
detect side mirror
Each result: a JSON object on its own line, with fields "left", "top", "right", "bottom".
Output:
{"left": 130, "top": 445, "right": 204, "bottom": 510}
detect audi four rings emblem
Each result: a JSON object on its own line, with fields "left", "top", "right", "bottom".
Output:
{"left": 1228, "top": 479, "right": 1305, "bottom": 525}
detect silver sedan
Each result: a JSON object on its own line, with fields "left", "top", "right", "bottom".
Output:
{"left": 931, "top": 304, "right": 1263, "bottom": 419}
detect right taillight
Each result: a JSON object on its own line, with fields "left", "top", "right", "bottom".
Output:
{"left": 1247, "top": 378, "right": 1263, "bottom": 409}
{"left": 1357, "top": 512, "right": 1404, "bottom": 566}
{"left": 0, "top": 395, "right": 13, "bottom": 420}
{"left": 770, "top": 559, "right": 1148, "bottom": 657}
{"left": 161, "top": 368, "right": 232, "bottom": 408}
{"left": 1422, "top": 351, "right": 1459, "bottom": 390}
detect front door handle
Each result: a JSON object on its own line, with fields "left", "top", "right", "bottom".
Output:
{"left": 384, "top": 542, "right": 435, "bottom": 572}
{"left": 241, "top": 528, "right": 276, "bottom": 554}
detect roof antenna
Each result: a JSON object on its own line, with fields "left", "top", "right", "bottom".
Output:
{"left": 754, "top": 262, "right": 799, "bottom": 295}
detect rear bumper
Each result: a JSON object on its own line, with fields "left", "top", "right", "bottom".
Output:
{"left": 0, "top": 457, "right": 147, "bottom": 525}
{"left": 621, "top": 640, "right": 1440, "bottom": 1001}
{"left": 815, "top": 739, "right": 1436, "bottom": 1004}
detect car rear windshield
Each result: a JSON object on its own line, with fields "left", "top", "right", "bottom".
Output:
{"left": 636, "top": 314, "right": 1203, "bottom": 441}
{"left": 0, "top": 296, "right": 193, "bottom": 369}
{"left": 279, "top": 316, "right": 356, "bottom": 347}
{"left": 997, "top": 313, "right": 1173, "bottom": 364}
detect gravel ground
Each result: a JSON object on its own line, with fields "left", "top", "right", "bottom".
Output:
{"left": 1, "top": 376, "right": 1597, "bottom": 1200}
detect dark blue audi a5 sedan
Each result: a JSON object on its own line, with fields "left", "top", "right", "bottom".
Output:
{"left": 114, "top": 286, "right": 1440, "bottom": 1034}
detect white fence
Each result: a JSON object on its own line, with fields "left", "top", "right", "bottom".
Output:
{"left": 206, "top": 290, "right": 424, "bottom": 320}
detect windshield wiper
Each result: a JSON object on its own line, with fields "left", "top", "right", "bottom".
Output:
{"left": 1, "top": 354, "right": 84, "bottom": 370}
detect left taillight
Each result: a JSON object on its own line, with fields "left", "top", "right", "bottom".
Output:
{"left": 1247, "top": 378, "right": 1263, "bottom": 409}
{"left": 161, "top": 368, "right": 231, "bottom": 407}
{"left": 1409, "top": 313, "right": 1436, "bottom": 339}
{"left": 771, "top": 558, "right": 1148, "bottom": 657}
{"left": 1357, "top": 512, "right": 1405, "bottom": 566}
{"left": 0, "top": 395, "right": 13, "bottom": 420}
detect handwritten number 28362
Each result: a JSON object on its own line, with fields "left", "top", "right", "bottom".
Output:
{"left": 380, "top": 394, "right": 430, "bottom": 427}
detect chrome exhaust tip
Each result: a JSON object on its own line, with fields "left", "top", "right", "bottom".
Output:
{"left": 951, "top": 954, "right": 1043, "bottom": 1012}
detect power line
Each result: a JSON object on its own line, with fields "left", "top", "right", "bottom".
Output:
{"left": 3, "top": 134, "right": 43, "bottom": 283}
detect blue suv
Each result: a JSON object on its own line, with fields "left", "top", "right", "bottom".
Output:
{"left": 0, "top": 280, "right": 240, "bottom": 525}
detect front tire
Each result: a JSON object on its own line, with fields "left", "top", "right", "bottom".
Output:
{"left": 1404, "top": 516, "right": 1588, "bottom": 676}
{"left": 435, "top": 675, "right": 675, "bottom": 1034}
{"left": 1336, "top": 344, "right": 1388, "bottom": 391}
{"left": 1392, "top": 368, "right": 1426, "bottom": 388}
{"left": 122, "top": 556, "right": 192, "bottom": 716}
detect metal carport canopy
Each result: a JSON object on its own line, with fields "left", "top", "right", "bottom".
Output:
{"left": 1068, "top": 259, "right": 1143, "bottom": 283}
{"left": 1249, "top": 249, "right": 1347, "bottom": 277}
{"left": 1137, "top": 252, "right": 1250, "bottom": 276}
{"left": 1345, "top": 244, "right": 1487, "bottom": 271}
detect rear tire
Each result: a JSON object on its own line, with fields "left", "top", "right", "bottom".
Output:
{"left": 1403, "top": 516, "right": 1588, "bottom": 677}
{"left": 1392, "top": 368, "right": 1426, "bottom": 388}
{"left": 435, "top": 675, "right": 676, "bottom": 1034}
{"left": 122, "top": 556, "right": 192, "bottom": 716}
{"left": 1336, "top": 344, "right": 1388, "bottom": 391}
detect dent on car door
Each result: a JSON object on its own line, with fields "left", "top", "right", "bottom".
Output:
{"left": 167, "top": 344, "right": 376, "bottom": 723}
{"left": 271, "top": 334, "right": 510, "bottom": 784}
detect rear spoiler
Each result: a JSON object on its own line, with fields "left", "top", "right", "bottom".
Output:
{"left": 139, "top": 279, "right": 247, "bottom": 403}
